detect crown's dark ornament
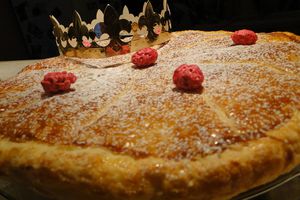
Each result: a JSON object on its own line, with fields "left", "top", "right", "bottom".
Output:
{"left": 138, "top": 2, "right": 162, "bottom": 42}
{"left": 50, "top": 0, "right": 171, "bottom": 58}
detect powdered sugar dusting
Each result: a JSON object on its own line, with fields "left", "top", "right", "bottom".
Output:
{"left": 0, "top": 31, "right": 299, "bottom": 160}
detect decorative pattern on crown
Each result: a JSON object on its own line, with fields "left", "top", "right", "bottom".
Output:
{"left": 50, "top": 0, "right": 171, "bottom": 58}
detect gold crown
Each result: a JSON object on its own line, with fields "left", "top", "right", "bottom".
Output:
{"left": 50, "top": 0, "right": 171, "bottom": 58}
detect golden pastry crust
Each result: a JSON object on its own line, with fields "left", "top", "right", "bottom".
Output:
{"left": 0, "top": 31, "right": 300, "bottom": 199}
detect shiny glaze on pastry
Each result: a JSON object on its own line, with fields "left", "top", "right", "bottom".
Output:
{"left": 0, "top": 31, "right": 299, "bottom": 200}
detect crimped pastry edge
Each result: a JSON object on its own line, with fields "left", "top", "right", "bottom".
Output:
{"left": 0, "top": 112, "right": 299, "bottom": 200}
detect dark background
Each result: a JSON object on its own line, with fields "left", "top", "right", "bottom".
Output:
{"left": 0, "top": 0, "right": 300, "bottom": 61}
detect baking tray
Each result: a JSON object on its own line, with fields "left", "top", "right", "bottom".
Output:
{"left": 1, "top": 165, "right": 300, "bottom": 200}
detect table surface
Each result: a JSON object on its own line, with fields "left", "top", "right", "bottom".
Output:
{"left": 0, "top": 59, "right": 299, "bottom": 200}
{"left": 0, "top": 60, "right": 40, "bottom": 81}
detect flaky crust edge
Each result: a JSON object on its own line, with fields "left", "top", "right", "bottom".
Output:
{"left": 0, "top": 111, "right": 299, "bottom": 200}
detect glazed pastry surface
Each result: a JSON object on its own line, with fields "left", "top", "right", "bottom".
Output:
{"left": 0, "top": 31, "right": 299, "bottom": 200}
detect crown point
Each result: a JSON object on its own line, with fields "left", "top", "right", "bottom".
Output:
{"left": 104, "top": 4, "right": 120, "bottom": 26}
{"left": 146, "top": 1, "right": 154, "bottom": 13}
{"left": 74, "top": 10, "right": 80, "bottom": 17}
{"left": 50, "top": 1, "right": 171, "bottom": 58}
{"left": 123, "top": 5, "right": 129, "bottom": 13}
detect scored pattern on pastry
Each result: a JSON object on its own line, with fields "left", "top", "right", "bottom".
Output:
{"left": 0, "top": 31, "right": 299, "bottom": 160}
{"left": 202, "top": 95, "right": 239, "bottom": 135}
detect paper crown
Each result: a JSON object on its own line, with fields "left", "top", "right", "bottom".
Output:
{"left": 50, "top": 0, "right": 171, "bottom": 58}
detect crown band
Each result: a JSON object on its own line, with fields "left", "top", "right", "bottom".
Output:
{"left": 50, "top": 0, "right": 172, "bottom": 59}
